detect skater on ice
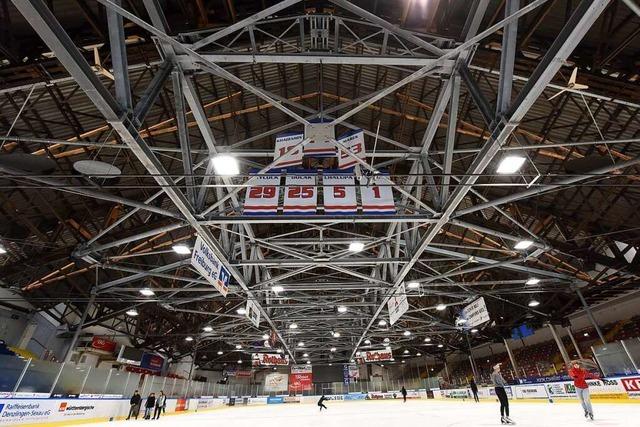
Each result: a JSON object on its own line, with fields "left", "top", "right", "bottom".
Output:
{"left": 401, "top": 386, "right": 407, "bottom": 402}
{"left": 491, "top": 363, "right": 514, "bottom": 425}
{"left": 469, "top": 378, "right": 479, "bottom": 402}
{"left": 568, "top": 359, "right": 599, "bottom": 420}
{"left": 318, "top": 394, "right": 328, "bottom": 411}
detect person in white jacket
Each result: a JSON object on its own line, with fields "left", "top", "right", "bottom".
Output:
{"left": 153, "top": 391, "right": 166, "bottom": 420}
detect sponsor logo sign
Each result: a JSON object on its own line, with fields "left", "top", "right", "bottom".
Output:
{"left": 460, "top": 297, "right": 490, "bottom": 328}
{"left": 140, "top": 353, "right": 164, "bottom": 371}
{"left": 267, "top": 396, "right": 284, "bottom": 404}
{"left": 252, "top": 353, "right": 289, "bottom": 366}
{"left": 191, "top": 236, "right": 230, "bottom": 297}
{"left": 246, "top": 299, "right": 261, "bottom": 327}
{"left": 621, "top": 377, "right": 640, "bottom": 398}
{"left": 388, "top": 284, "right": 408, "bottom": 325}
{"left": 264, "top": 373, "right": 288, "bottom": 392}
{"left": 91, "top": 337, "right": 116, "bottom": 353}
{"left": 175, "top": 398, "right": 188, "bottom": 412}
{"left": 356, "top": 349, "right": 393, "bottom": 363}
{"left": 0, "top": 402, "right": 51, "bottom": 424}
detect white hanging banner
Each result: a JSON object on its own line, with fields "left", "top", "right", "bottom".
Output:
{"left": 460, "top": 297, "right": 490, "bottom": 328}
{"left": 360, "top": 173, "right": 395, "bottom": 214}
{"left": 322, "top": 172, "right": 357, "bottom": 215}
{"left": 388, "top": 283, "right": 408, "bottom": 326}
{"left": 243, "top": 173, "right": 281, "bottom": 215}
{"left": 273, "top": 132, "right": 304, "bottom": 168}
{"left": 337, "top": 129, "right": 366, "bottom": 169}
{"left": 246, "top": 299, "right": 261, "bottom": 327}
{"left": 191, "top": 236, "right": 230, "bottom": 297}
{"left": 283, "top": 171, "right": 317, "bottom": 215}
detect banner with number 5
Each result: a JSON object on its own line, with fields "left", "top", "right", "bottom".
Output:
{"left": 360, "top": 172, "right": 396, "bottom": 214}
{"left": 283, "top": 171, "right": 317, "bottom": 215}
{"left": 243, "top": 173, "right": 281, "bottom": 215}
{"left": 323, "top": 172, "right": 357, "bottom": 215}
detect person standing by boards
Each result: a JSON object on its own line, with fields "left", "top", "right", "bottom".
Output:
{"left": 401, "top": 386, "right": 408, "bottom": 402}
{"left": 568, "top": 360, "right": 599, "bottom": 420}
{"left": 491, "top": 364, "right": 514, "bottom": 425}
{"left": 126, "top": 390, "right": 141, "bottom": 420}
{"left": 469, "top": 378, "right": 479, "bottom": 403}
{"left": 153, "top": 390, "right": 166, "bottom": 420}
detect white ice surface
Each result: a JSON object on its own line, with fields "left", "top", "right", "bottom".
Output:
{"left": 79, "top": 400, "right": 637, "bottom": 427}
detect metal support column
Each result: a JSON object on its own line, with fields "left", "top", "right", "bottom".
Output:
{"left": 548, "top": 323, "right": 571, "bottom": 366}
{"left": 576, "top": 289, "right": 607, "bottom": 345}
{"left": 64, "top": 289, "right": 96, "bottom": 362}
{"left": 503, "top": 339, "right": 520, "bottom": 377}
{"left": 566, "top": 326, "right": 583, "bottom": 359}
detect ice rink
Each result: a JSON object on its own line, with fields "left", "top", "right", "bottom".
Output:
{"left": 80, "top": 400, "right": 637, "bottom": 427}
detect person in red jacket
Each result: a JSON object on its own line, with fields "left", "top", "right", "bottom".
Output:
{"left": 568, "top": 360, "right": 599, "bottom": 420}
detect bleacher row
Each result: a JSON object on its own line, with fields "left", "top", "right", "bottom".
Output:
{"left": 446, "top": 315, "right": 640, "bottom": 386}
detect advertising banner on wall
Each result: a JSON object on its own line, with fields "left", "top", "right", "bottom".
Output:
{"left": 0, "top": 398, "right": 130, "bottom": 425}
{"left": 621, "top": 377, "right": 640, "bottom": 398}
{"left": 513, "top": 384, "right": 549, "bottom": 399}
{"left": 356, "top": 349, "right": 393, "bottom": 363}
{"left": 90, "top": 337, "right": 116, "bottom": 353}
{"left": 388, "top": 283, "right": 408, "bottom": 326}
{"left": 191, "top": 236, "right": 230, "bottom": 297}
{"left": 252, "top": 353, "right": 290, "bottom": 366}
{"left": 264, "top": 373, "right": 289, "bottom": 392}
{"left": 289, "top": 364, "right": 313, "bottom": 393}
{"left": 460, "top": 297, "right": 490, "bottom": 328}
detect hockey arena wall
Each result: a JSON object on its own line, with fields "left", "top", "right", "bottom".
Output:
{"left": 0, "top": 376, "right": 638, "bottom": 426}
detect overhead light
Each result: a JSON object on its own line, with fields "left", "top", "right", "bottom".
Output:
{"left": 262, "top": 334, "right": 269, "bottom": 340}
{"left": 385, "top": 346, "right": 391, "bottom": 351}
{"left": 203, "top": 326, "right": 213, "bottom": 332}
{"left": 329, "top": 363, "right": 333, "bottom": 366}
{"left": 272, "top": 285, "right": 284, "bottom": 293}
{"left": 289, "top": 323, "right": 298, "bottom": 329}
{"left": 217, "top": 351, "right": 223, "bottom": 355}
{"left": 298, "top": 342, "right": 305, "bottom": 347}
{"left": 303, "top": 353, "right": 309, "bottom": 357}
{"left": 583, "top": 332, "right": 589, "bottom": 337}
{"left": 424, "top": 337, "right": 431, "bottom": 342}
{"left": 337, "top": 305, "right": 347, "bottom": 313}
{"left": 436, "top": 304, "right": 447, "bottom": 311}
{"left": 514, "top": 240, "right": 533, "bottom": 250}
{"left": 348, "top": 242, "right": 365, "bottom": 252}
{"left": 276, "top": 349, "right": 283, "bottom": 354}
{"left": 528, "top": 299, "right": 540, "bottom": 307}
{"left": 403, "top": 350, "right": 409, "bottom": 354}
{"left": 211, "top": 155, "right": 239, "bottom": 176}
{"left": 437, "top": 344, "right": 444, "bottom": 348}
{"left": 402, "top": 360, "right": 405, "bottom": 364}
{"left": 306, "top": 360, "right": 311, "bottom": 364}
{"left": 497, "top": 155, "right": 526, "bottom": 174}
{"left": 403, "top": 331, "right": 411, "bottom": 336}
{"left": 139, "top": 288, "right": 155, "bottom": 296}
{"left": 364, "top": 339, "right": 371, "bottom": 345}
{"left": 237, "top": 360, "right": 242, "bottom": 364}
{"left": 378, "top": 319, "right": 387, "bottom": 327}
{"left": 185, "top": 336, "right": 194, "bottom": 342}
{"left": 350, "top": 359, "right": 355, "bottom": 363}
{"left": 126, "top": 309, "right": 138, "bottom": 317}
{"left": 330, "top": 347, "right": 337, "bottom": 352}
{"left": 0, "top": 246, "right": 6, "bottom": 254}
{"left": 237, "top": 308, "right": 247, "bottom": 315}
{"left": 471, "top": 329, "right": 478, "bottom": 333}
{"left": 457, "top": 318, "right": 467, "bottom": 324}
{"left": 416, "top": 353, "right": 421, "bottom": 356}
{"left": 332, "top": 332, "right": 341, "bottom": 338}
{"left": 526, "top": 278, "right": 540, "bottom": 285}
{"left": 235, "top": 344, "right": 242, "bottom": 349}
{"left": 407, "top": 281, "right": 420, "bottom": 289}
{"left": 383, "top": 338, "right": 390, "bottom": 343}
{"left": 172, "top": 244, "right": 190, "bottom": 255}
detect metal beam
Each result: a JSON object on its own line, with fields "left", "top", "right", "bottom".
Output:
{"left": 496, "top": 0, "right": 519, "bottom": 115}
{"left": 106, "top": 0, "right": 132, "bottom": 109}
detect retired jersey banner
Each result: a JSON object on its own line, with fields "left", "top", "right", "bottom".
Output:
{"left": 243, "top": 173, "right": 281, "bottom": 215}
{"left": 388, "top": 283, "right": 409, "bottom": 325}
{"left": 337, "top": 129, "right": 366, "bottom": 169}
{"left": 252, "top": 353, "right": 290, "bottom": 366}
{"left": 356, "top": 349, "right": 393, "bottom": 363}
{"left": 322, "top": 172, "right": 357, "bottom": 214}
{"left": 360, "top": 173, "right": 395, "bottom": 214}
{"left": 191, "top": 236, "right": 230, "bottom": 296}
{"left": 283, "top": 171, "right": 317, "bottom": 215}
{"left": 273, "top": 133, "right": 304, "bottom": 168}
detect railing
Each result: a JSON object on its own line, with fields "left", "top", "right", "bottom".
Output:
{"left": 592, "top": 338, "right": 640, "bottom": 376}
{"left": 0, "top": 354, "right": 439, "bottom": 399}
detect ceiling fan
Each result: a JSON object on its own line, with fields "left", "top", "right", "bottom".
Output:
{"left": 92, "top": 46, "right": 114, "bottom": 81}
{"left": 548, "top": 67, "right": 588, "bottom": 100}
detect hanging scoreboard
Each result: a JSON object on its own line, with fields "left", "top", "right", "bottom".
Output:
{"left": 283, "top": 172, "right": 317, "bottom": 215}
{"left": 243, "top": 173, "right": 281, "bottom": 215}
{"left": 360, "top": 174, "right": 396, "bottom": 214}
{"left": 322, "top": 172, "right": 357, "bottom": 215}
{"left": 337, "top": 129, "right": 366, "bottom": 169}
{"left": 273, "top": 132, "right": 304, "bottom": 168}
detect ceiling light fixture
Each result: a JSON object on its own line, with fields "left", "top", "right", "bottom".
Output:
{"left": 378, "top": 319, "right": 387, "bottom": 327}
{"left": 271, "top": 285, "right": 284, "bottom": 293}
{"left": 211, "top": 155, "right": 239, "bottom": 176}
{"left": 471, "top": 329, "right": 478, "bottom": 333}
{"left": 298, "top": 342, "right": 305, "bottom": 347}
{"left": 330, "top": 347, "right": 337, "bottom": 352}
{"left": 235, "top": 344, "right": 242, "bottom": 349}
{"left": 528, "top": 299, "right": 541, "bottom": 307}
{"left": 407, "top": 281, "right": 420, "bottom": 289}
{"left": 424, "top": 337, "right": 431, "bottom": 342}
{"left": 332, "top": 332, "right": 341, "bottom": 338}
{"left": 348, "top": 242, "right": 365, "bottom": 252}
{"left": 139, "top": 288, "right": 155, "bottom": 296}
{"left": 185, "top": 336, "right": 194, "bottom": 342}
{"left": 497, "top": 155, "right": 526, "bottom": 174}
{"left": 526, "top": 278, "right": 540, "bottom": 285}
{"left": 337, "top": 306, "right": 347, "bottom": 313}
{"left": 217, "top": 351, "right": 223, "bottom": 355}
{"left": 437, "top": 344, "right": 444, "bottom": 348}
{"left": 303, "top": 353, "right": 308, "bottom": 357}
{"left": 237, "top": 308, "right": 247, "bottom": 315}
{"left": 262, "top": 334, "right": 269, "bottom": 340}
{"left": 172, "top": 244, "right": 190, "bottom": 255}
{"left": 515, "top": 240, "right": 534, "bottom": 250}
{"left": 436, "top": 304, "right": 447, "bottom": 311}
{"left": 289, "top": 323, "right": 298, "bottom": 329}
{"left": 126, "top": 309, "right": 138, "bottom": 317}
{"left": 203, "top": 326, "right": 213, "bottom": 332}
{"left": 364, "top": 339, "right": 371, "bottom": 345}
{"left": 403, "top": 331, "right": 411, "bottom": 336}
{"left": 0, "top": 246, "right": 7, "bottom": 254}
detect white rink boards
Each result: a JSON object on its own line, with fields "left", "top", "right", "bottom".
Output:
{"left": 78, "top": 399, "right": 638, "bottom": 427}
